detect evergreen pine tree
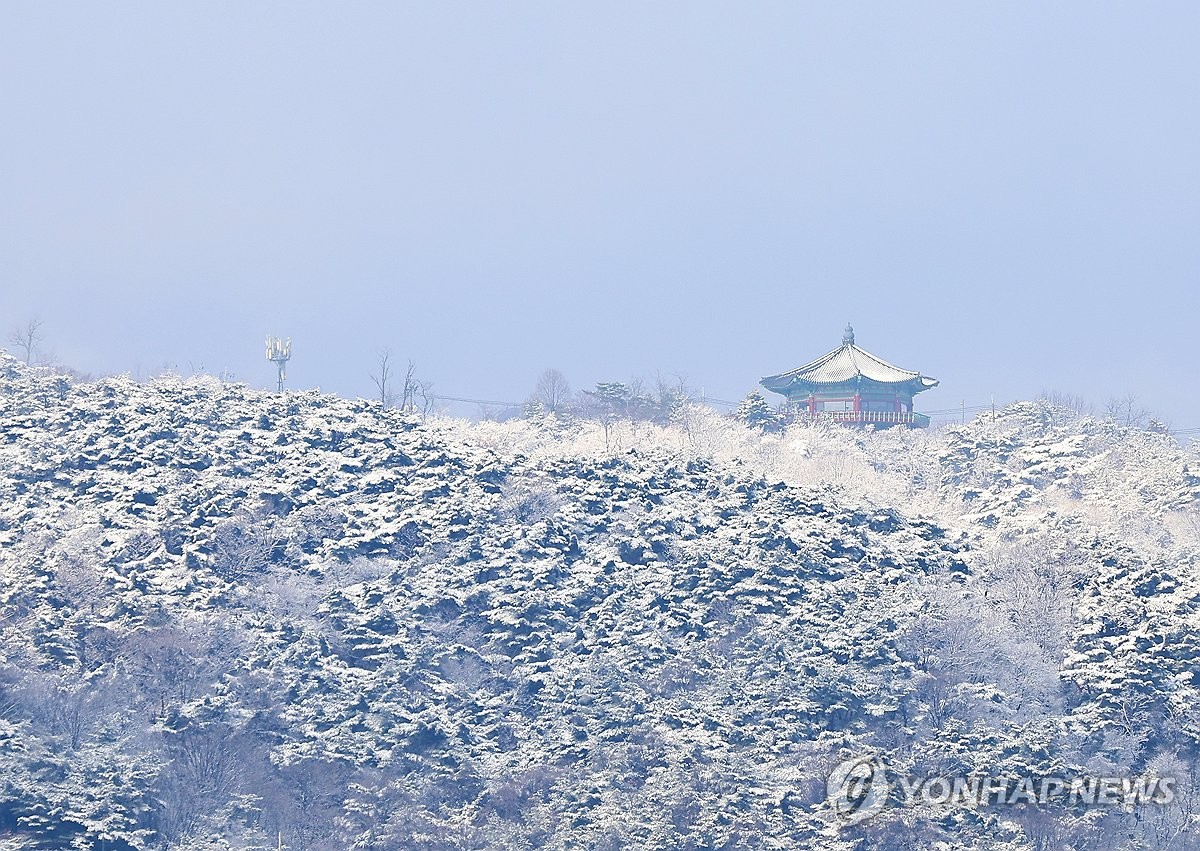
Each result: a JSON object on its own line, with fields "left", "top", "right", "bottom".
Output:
{"left": 736, "top": 390, "right": 783, "bottom": 431}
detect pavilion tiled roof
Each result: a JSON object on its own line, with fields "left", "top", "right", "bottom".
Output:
{"left": 761, "top": 325, "right": 938, "bottom": 395}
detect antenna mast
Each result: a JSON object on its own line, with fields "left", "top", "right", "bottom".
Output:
{"left": 266, "top": 336, "right": 291, "bottom": 392}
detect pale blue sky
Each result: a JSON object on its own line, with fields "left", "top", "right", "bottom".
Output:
{"left": 3, "top": 3, "right": 1198, "bottom": 426}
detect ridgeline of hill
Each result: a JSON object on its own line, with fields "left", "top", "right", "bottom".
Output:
{"left": 0, "top": 352, "right": 1198, "bottom": 850}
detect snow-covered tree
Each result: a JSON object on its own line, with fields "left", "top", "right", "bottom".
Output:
{"left": 735, "top": 389, "right": 784, "bottom": 431}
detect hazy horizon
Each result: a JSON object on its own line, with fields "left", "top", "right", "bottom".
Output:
{"left": 4, "top": 3, "right": 1198, "bottom": 428}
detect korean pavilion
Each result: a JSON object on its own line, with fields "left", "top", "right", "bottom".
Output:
{"left": 760, "top": 324, "right": 938, "bottom": 428}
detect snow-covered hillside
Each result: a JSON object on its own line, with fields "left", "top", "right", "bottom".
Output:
{"left": 1, "top": 351, "right": 1197, "bottom": 850}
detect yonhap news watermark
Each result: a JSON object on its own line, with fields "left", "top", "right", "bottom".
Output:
{"left": 826, "top": 755, "right": 1176, "bottom": 826}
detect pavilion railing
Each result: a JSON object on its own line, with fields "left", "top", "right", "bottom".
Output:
{"left": 793, "top": 410, "right": 931, "bottom": 427}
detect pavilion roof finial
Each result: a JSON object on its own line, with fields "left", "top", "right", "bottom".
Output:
{"left": 842, "top": 323, "right": 855, "bottom": 346}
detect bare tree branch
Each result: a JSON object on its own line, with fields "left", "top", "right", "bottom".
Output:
{"left": 370, "top": 349, "right": 395, "bottom": 409}
{"left": 401, "top": 360, "right": 418, "bottom": 412}
{"left": 531, "top": 368, "right": 571, "bottom": 414}
{"left": 9, "top": 317, "right": 44, "bottom": 365}
{"left": 1105, "top": 393, "right": 1150, "bottom": 428}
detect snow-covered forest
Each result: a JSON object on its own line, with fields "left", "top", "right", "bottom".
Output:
{"left": 1, "top": 350, "right": 1199, "bottom": 850}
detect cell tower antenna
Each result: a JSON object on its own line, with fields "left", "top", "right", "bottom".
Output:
{"left": 266, "top": 336, "right": 292, "bottom": 392}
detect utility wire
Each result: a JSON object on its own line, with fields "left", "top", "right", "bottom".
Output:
{"left": 431, "top": 393, "right": 523, "bottom": 408}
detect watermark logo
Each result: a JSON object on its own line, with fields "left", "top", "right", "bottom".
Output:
{"left": 826, "top": 755, "right": 891, "bottom": 825}
{"left": 824, "top": 756, "right": 1176, "bottom": 826}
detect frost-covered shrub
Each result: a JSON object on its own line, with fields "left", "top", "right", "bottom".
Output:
{"left": 496, "top": 479, "right": 561, "bottom": 524}
{"left": 209, "top": 511, "right": 289, "bottom": 581}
